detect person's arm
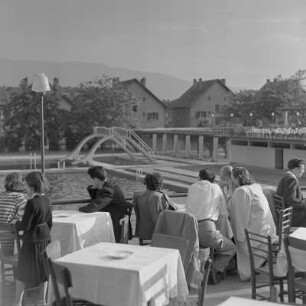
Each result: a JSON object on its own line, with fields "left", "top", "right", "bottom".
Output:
{"left": 16, "top": 200, "right": 33, "bottom": 231}
{"left": 228, "top": 188, "right": 251, "bottom": 243}
{"left": 9, "top": 195, "right": 27, "bottom": 225}
{"left": 92, "top": 185, "right": 114, "bottom": 210}
{"left": 283, "top": 177, "right": 306, "bottom": 208}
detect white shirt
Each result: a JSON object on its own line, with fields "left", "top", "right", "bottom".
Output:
{"left": 186, "top": 180, "right": 226, "bottom": 221}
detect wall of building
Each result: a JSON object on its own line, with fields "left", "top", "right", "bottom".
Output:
{"left": 191, "top": 83, "right": 230, "bottom": 127}
{"left": 172, "top": 108, "right": 190, "bottom": 127}
{"left": 126, "top": 82, "right": 165, "bottom": 128}
{"left": 283, "top": 149, "right": 306, "bottom": 168}
{"left": 231, "top": 144, "right": 275, "bottom": 168}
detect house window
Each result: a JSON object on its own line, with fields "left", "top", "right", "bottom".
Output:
{"left": 196, "top": 111, "right": 207, "bottom": 119}
{"left": 208, "top": 96, "right": 211, "bottom": 101}
{"left": 147, "top": 112, "right": 159, "bottom": 120}
{"left": 196, "top": 111, "right": 200, "bottom": 119}
{"left": 132, "top": 105, "right": 138, "bottom": 112}
{"left": 215, "top": 104, "right": 220, "bottom": 112}
{"left": 143, "top": 97, "right": 146, "bottom": 102}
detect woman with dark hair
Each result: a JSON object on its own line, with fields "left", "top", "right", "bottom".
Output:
{"left": 134, "top": 172, "right": 176, "bottom": 242}
{"left": 229, "top": 167, "right": 276, "bottom": 281}
{"left": 0, "top": 172, "right": 27, "bottom": 255}
{"left": 13, "top": 171, "right": 52, "bottom": 306}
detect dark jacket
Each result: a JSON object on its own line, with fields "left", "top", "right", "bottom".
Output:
{"left": 276, "top": 172, "right": 306, "bottom": 227}
{"left": 16, "top": 195, "right": 52, "bottom": 243}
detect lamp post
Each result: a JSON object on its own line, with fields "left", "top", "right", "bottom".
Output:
{"left": 249, "top": 112, "right": 253, "bottom": 126}
{"left": 32, "top": 73, "right": 50, "bottom": 174}
{"left": 271, "top": 112, "right": 275, "bottom": 125}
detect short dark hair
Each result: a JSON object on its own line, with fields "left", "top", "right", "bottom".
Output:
{"left": 287, "top": 158, "right": 305, "bottom": 170}
{"left": 25, "top": 171, "right": 49, "bottom": 193}
{"left": 4, "top": 172, "right": 24, "bottom": 192}
{"left": 87, "top": 166, "right": 107, "bottom": 181}
{"left": 199, "top": 168, "right": 215, "bottom": 183}
{"left": 232, "top": 167, "right": 254, "bottom": 186}
{"left": 144, "top": 173, "right": 163, "bottom": 191}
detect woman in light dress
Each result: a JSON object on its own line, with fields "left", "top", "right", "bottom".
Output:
{"left": 228, "top": 167, "right": 277, "bottom": 281}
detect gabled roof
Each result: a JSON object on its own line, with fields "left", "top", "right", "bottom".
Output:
{"left": 170, "top": 78, "right": 233, "bottom": 109}
{"left": 121, "top": 78, "right": 166, "bottom": 108}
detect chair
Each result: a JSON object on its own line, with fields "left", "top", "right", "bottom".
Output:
{"left": 119, "top": 215, "right": 129, "bottom": 244}
{"left": 273, "top": 195, "right": 285, "bottom": 232}
{"left": 133, "top": 200, "right": 151, "bottom": 246}
{"left": 245, "top": 229, "right": 286, "bottom": 302}
{"left": 151, "top": 233, "right": 189, "bottom": 264}
{"left": 277, "top": 207, "right": 293, "bottom": 251}
{"left": 46, "top": 248, "right": 101, "bottom": 306}
{"left": 0, "top": 223, "right": 21, "bottom": 287}
{"left": 284, "top": 236, "right": 306, "bottom": 304}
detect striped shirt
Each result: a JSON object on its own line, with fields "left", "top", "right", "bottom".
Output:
{"left": 0, "top": 191, "right": 27, "bottom": 225}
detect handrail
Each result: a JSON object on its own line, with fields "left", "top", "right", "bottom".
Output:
{"left": 52, "top": 193, "right": 188, "bottom": 206}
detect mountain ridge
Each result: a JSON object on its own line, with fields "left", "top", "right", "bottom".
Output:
{"left": 0, "top": 58, "right": 191, "bottom": 101}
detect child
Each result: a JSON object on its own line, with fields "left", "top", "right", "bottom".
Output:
{"left": 13, "top": 171, "right": 52, "bottom": 306}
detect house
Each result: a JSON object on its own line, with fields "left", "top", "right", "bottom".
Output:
{"left": 121, "top": 78, "right": 166, "bottom": 128}
{"left": 170, "top": 78, "right": 233, "bottom": 127}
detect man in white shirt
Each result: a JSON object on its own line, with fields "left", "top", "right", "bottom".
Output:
{"left": 187, "top": 168, "right": 236, "bottom": 278}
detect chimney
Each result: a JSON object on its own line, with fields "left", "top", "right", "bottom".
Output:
{"left": 267, "top": 79, "right": 270, "bottom": 83}
{"left": 220, "top": 78, "right": 226, "bottom": 85}
{"left": 53, "top": 77, "right": 59, "bottom": 91}
{"left": 198, "top": 78, "right": 203, "bottom": 89}
{"left": 140, "top": 77, "right": 146, "bottom": 87}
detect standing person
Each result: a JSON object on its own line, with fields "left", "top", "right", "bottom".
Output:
{"left": 186, "top": 169, "right": 236, "bottom": 280}
{"left": 229, "top": 167, "right": 276, "bottom": 281}
{"left": 13, "top": 172, "right": 52, "bottom": 306}
{"left": 276, "top": 158, "right": 306, "bottom": 227}
{"left": 0, "top": 172, "right": 27, "bottom": 256}
{"left": 79, "top": 166, "right": 127, "bottom": 242}
{"left": 133, "top": 172, "right": 176, "bottom": 242}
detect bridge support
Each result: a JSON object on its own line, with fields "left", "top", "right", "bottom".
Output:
{"left": 199, "top": 136, "right": 204, "bottom": 159}
{"left": 152, "top": 134, "right": 157, "bottom": 152}
{"left": 173, "top": 135, "right": 178, "bottom": 156}
{"left": 212, "top": 136, "right": 218, "bottom": 162}
{"left": 185, "top": 135, "right": 191, "bottom": 158}
{"left": 162, "top": 134, "right": 167, "bottom": 154}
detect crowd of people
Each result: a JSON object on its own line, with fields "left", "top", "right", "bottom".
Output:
{"left": 1, "top": 159, "right": 306, "bottom": 304}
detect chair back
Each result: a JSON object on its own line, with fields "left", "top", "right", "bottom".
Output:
{"left": 284, "top": 235, "right": 306, "bottom": 303}
{"left": 119, "top": 215, "right": 129, "bottom": 244}
{"left": 151, "top": 233, "right": 189, "bottom": 265}
{"left": 198, "top": 258, "right": 212, "bottom": 306}
{"left": 47, "top": 258, "right": 73, "bottom": 306}
{"left": 245, "top": 229, "right": 277, "bottom": 301}
{"left": 273, "top": 194, "right": 285, "bottom": 213}
{"left": 278, "top": 207, "right": 293, "bottom": 250}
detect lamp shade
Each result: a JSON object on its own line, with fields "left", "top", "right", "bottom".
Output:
{"left": 32, "top": 73, "right": 50, "bottom": 93}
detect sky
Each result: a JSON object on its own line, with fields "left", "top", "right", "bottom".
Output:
{"left": 0, "top": 0, "right": 306, "bottom": 89}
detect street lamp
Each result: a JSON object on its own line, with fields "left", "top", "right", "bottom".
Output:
{"left": 32, "top": 73, "right": 50, "bottom": 174}
{"left": 249, "top": 112, "right": 253, "bottom": 126}
{"left": 271, "top": 112, "right": 275, "bottom": 124}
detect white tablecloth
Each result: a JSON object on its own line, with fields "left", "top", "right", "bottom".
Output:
{"left": 276, "top": 227, "right": 306, "bottom": 276}
{"left": 51, "top": 210, "right": 115, "bottom": 255}
{"left": 217, "top": 296, "right": 279, "bottom": 305}
{"left": 53, "top": 242, "right": 188, "bottom": 306}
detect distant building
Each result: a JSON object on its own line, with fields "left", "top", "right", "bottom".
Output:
{"left": 121, "top": 78, "right": 166, "bottom": 128}
{"left": 169, "top": 78, "right": 233, "bottom": 127}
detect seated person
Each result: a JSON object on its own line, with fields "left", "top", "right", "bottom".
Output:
{"left": 229, "top": 167, "right": 277, "bottom": 281}
{"left": 0, "top": 172, "right": 27, "bottom": 255}
{"left": 186, "top": 168, "right": 236, "bottom": 280}
{"left": 276, "top": 158, "right": 306, "bottom": 227}
{"left": 79, "top": 166, "right": 126, "bottom": 242}
{"left": 133, "top": 172, "right": 175, "bottom": 242}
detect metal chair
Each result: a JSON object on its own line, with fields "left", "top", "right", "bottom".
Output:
{"left": 0, "top": 224, "right": 21, "bottom": 287}
{"left": 273, "top": 195, "right": 285, "bottom": 231}
{"left": 119, "top": 215, "right": 129, "bottom": 244}
{"left": 284, "top": 235, "right": 306, "bottom": 304}
{"left": 245, "top": 229, "right": 286, "bottom": 302}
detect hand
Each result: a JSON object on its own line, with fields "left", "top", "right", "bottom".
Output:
{"left": 10, "top": 219, "right": 18, "bottom": 226}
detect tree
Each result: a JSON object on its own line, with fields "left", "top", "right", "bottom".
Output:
{"left": 3, "top": 79, "right": 69, "bottom": 151}
{"left": 67, "top": 76, "right": 133, "bottom": 148}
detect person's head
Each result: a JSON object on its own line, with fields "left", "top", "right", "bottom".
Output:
{"left": 87, "top": 166, "right": 107, "bottom": 182}
{"left": 24, "top": 171, "right": 49, "bottom": 196}
{"left": 4, "top": 172, "right": 24, "bottom": 192}
{"left": 198, "top": 168, "right": 215, "bottom": 183}
{"left": 144, "top": 173, "right": 163, "bottom": 191}
{"left": 232, "top": 167, "right": 254, "bottom": 188}
{"left": 219, "top": 165, "right": 233, "bottom": 182}
{"left": 287, "top": 158, "right": 305, "bottom": 178}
